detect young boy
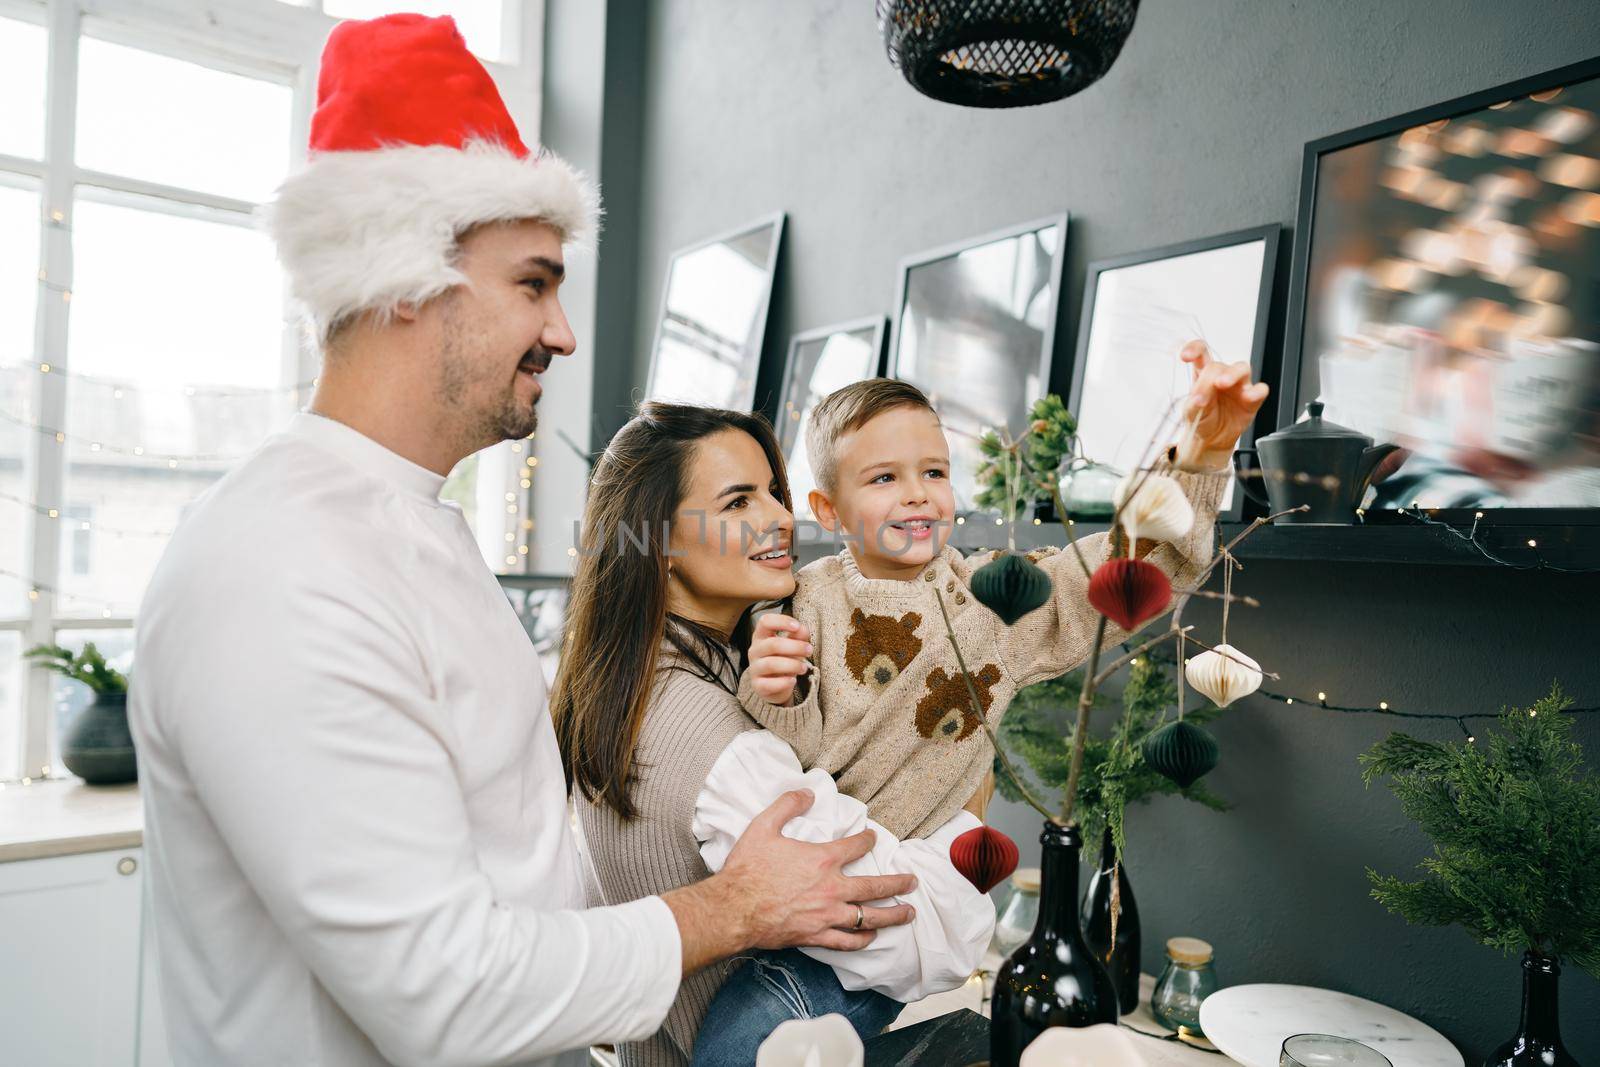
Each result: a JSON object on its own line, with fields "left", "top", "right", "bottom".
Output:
{"left": 740, "top": 343, "right": 1265, "bottom": 841}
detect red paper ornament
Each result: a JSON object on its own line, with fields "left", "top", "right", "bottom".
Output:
{"left": 1086, "top": 558, "right": 1172, "bottom": 631}
{"left": 950, "top": 825, "right": 1020, "bottom": 894}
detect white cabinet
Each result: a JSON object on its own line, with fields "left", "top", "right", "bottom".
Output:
{"left": 0, "top": 847, "right": 166, "bottom": 1067}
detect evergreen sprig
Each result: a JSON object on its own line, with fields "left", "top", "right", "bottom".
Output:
{"left": 994, "top": 655, "right": 1228, "bottom": 852}
{"left": 974, "top": 395, "right": 1078, "bottom": 516}
{"left": 24, "top": 641, "right": 128, "bottom": 696}
{"left": 1361, "top": 685, "right": 1600, "bottom": 977}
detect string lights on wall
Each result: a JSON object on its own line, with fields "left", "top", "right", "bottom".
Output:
{"left": 1397, "top": 505, "right": 1600, "bottom": 573}
{"left": 1118, "top": 644, "right": 1600, "bottom": 745}
{"left": 1249, "top": 685, "right": 1600, "bottom": 743}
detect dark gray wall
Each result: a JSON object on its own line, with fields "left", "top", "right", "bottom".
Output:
{"left": 595, "top": 0, "right": 1600, "bottom": 1057}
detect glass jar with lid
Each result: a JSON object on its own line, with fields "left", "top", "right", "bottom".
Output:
{"left": 1151, "top": 936, "right": 1219, "bottom": 1035}
{"left": 992, "top": 868, "right": 1040, "bottom": 958}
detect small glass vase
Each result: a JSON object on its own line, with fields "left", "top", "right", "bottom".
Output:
{"left": 1081, "top": 827, "right": 1141, "bottom": 1014}
{"left": 990, "top": 822, "right": 1118, "bottom": 1067}
{"left": 1486, "top": 951, "right": 1579, "bottom": 1067}
{"left": 1151, "top": 937, "right": 1219, "bottom": 1035}
{"left": 993, "top": 868, "right": 1040, "bottom": 959}
{"left": 1058, "top": 457, "right": 1120, "bottom": 520}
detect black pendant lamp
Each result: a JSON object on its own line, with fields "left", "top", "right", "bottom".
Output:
{"left": 876, "top": 0, "right": 1140, "bottom": 108}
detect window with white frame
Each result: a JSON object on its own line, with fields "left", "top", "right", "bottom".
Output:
{"left": 0, "top": 0, "right": 544, "bottom": 782}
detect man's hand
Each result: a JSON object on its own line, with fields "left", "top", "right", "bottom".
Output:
{"left": 746, "top": 613, "right": 812, "bottom": 705}
{"left": 1173, "top": 340, "right": 1270, "bottom": 472}
{"left": 663, "top": 789, "right": 916, "bottom": 976}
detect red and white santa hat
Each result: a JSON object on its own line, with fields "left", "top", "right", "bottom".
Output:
{"left": 266, "top": 13, "right": 599, "bottom": 343}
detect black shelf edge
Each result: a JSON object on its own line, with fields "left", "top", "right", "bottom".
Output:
{"left": 796, "top": 520, "right": 1600, "bottom": 569}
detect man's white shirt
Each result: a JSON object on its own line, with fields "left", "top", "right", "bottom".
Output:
{"left": 130, "top": 413, "right": 681, "bottom": 1066}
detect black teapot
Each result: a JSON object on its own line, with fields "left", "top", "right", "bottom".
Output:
{"left": 1233, "top": 401, "right": 1400, "bottom": 524}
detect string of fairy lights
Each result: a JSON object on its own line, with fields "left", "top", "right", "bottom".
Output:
{"left": 1395, "top": 505, "right": 1600, "bottom": 573}
{"left": 0, "top": 349, "right": 541, "bottom": 782}
{"left": 1118, "top": 642, "right": 1600, "bottom": 744}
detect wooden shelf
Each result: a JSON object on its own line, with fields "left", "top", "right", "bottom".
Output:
{"left": 796, "top": 517, "right": 1600, "bottom": 570}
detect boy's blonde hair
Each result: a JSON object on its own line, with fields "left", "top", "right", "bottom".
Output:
{"left": 805, "top": 378, "right": 938, "bottom": 493}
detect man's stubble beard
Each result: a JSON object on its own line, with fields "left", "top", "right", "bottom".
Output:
{"left": 438, "top": 294, "right": 539, "bottom": 449}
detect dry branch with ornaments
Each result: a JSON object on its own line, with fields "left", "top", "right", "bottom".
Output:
{"left": 946, "top": 351, "right": 1295, "bottom": 851}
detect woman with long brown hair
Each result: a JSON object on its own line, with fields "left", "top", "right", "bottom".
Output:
{"left": 552, "top": 403, "right": 993, "bottom": 1067}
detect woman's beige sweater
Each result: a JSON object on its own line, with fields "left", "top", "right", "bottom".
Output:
{"left": 575, "top": 642, "right": 757, "bottom": 1067}
{"left": 739, "top": 469, "right": 1228, "bottom": 840}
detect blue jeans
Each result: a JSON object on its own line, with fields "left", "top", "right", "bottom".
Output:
{"left": 690, "top": 949, "right": 901, "bottom": 1066}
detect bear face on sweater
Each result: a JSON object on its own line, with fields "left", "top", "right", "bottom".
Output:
{"left": 843, "top": 609, "right": 923, "bottom": 694}
{"left": 914, "top": 664, "right": 1002, "bottom": 742}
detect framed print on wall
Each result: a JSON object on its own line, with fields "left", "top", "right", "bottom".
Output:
{"left": 645, "top": 212, "right": 786, "bottom": 411}
{"left": 1281, "top": 54, "right": 1600, "bottom": 522}
{"left": 1069, "top": 224, "right": 1281, "bottom": 522}
{"left": 887, "top": 214, "right": 1069, "bottom": 513}
{"left": 775, "top": 317, "right": 887, "bottom": 520}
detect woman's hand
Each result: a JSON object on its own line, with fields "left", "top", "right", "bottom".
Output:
{"left": 962, "top": 768, "right": 994, "bottom": 821}
{"left": 1173, "top": 340, "right": 1270, "bottom": 472}
{"left": 747, "top": 612, "right": 813, "bottom": 705}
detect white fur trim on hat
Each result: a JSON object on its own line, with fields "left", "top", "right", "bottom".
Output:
{"left": 264, "top": 140, "right": 600, "bottom": 344}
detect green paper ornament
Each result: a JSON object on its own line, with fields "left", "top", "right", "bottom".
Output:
{"left": 1140, "top": 719, "right": 1219, "bottom": 789}
{"left": 969, "top": 552, "right": 1050, "bottom": 626}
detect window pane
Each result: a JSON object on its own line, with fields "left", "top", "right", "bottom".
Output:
{"left": 47, "top": 628, "right": 132, "bottom": 775}
{"left": 323, "top": 0, "right": 509, "bottom": 64}
{"left": 0, "top": 15, "right": 47, "bottom": 160}
{"left": 0, "top": 184, "right": 40, "bottom": 616}
{"left": 0, "top": 633, "right": 22, "bottom": 775}
{"left": 76, "top": 37, "right": 292, "bottom": 202}
{"left": 0, "top": 182, "right": 40, "bottom": 366}
{"left": 62, "top": 195, "right": 294, "bottom": 615}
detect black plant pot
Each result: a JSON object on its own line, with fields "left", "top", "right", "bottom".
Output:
{"left": 60, "top": 692, "right": 137, "bottom": 785}
{"left": 990, "top": 822, "right": 1118, "bottom": 1067}
{"left": 1082, "top": 827, "right": 1141, "bottom": 1014}
{"left": 1486, "top": 951, "right": 1580, "bottom": 1067}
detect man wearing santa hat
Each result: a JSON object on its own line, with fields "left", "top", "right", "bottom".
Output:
{"left": 128, "top": 14, "right": 916, "bottom": 1066}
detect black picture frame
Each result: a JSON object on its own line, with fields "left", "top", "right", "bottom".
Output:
{"left": 775, "top": 317, "right": 887, "bottom": 519}
{"left": 645, "top": 212, "right": 787, "bottom": 412}
{"left": 887, "top": 214, "right": 1070, "bottom": 513}
{"left": 1069, "top": 224, "right": 1281, "bottom": 523}
{"left": 1280, "top": 54, "right": 1600, "bottom": 527}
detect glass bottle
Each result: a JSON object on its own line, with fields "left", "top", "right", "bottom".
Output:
{"left": 993, "top": 868, "right": 1040, "bottom": 959}
{"left": 990, "top": 822, "right": 1118, "bottom": 1067}
{"left": 1486, "top": 951, "right": 1579, "bottom": 1067}
{"left": 1151, "top": 937, "right": 1219, "bottom": 1035}
{"left": 1081, "top": 827, "right": 1141, "bottom": 1014}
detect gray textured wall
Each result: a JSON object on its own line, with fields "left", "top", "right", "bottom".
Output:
{"left": 595, "top": 0, "right": 1600, "bottom": 1057}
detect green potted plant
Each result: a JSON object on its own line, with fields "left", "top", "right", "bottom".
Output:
{"left": 1361, "top": 685, "right": 1598, "bottom": 1067}
{"left": 25, "top": 642, "right": 136, "bottom": 785}
{"left": 995, "top": 655, "right": 1228, "bottom": 1011}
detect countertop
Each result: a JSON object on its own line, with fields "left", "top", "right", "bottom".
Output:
{"left": 0, "top": 778, "right": 143, "bottom": 863}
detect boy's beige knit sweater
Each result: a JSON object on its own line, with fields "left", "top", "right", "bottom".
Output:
{"left": 739, "top": 469, "right": 1229, "bottom": 840}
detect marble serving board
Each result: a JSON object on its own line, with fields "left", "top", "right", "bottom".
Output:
{"left": 1199, "top": 985, "right": 1462, "bottom": 1067}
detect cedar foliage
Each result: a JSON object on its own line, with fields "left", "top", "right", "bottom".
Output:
{"left": 24, "top": 641, "right": 128, "bottom": 696}
{"left": 995, "top": 654, "right": 1227, "bottom": 853}
{"left": 1361, "top": 685, "right": 1600, "bottom": 977}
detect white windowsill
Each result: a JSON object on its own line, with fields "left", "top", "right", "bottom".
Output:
{"left": 0, "top": 778, "right": 142, "bottom": 863}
